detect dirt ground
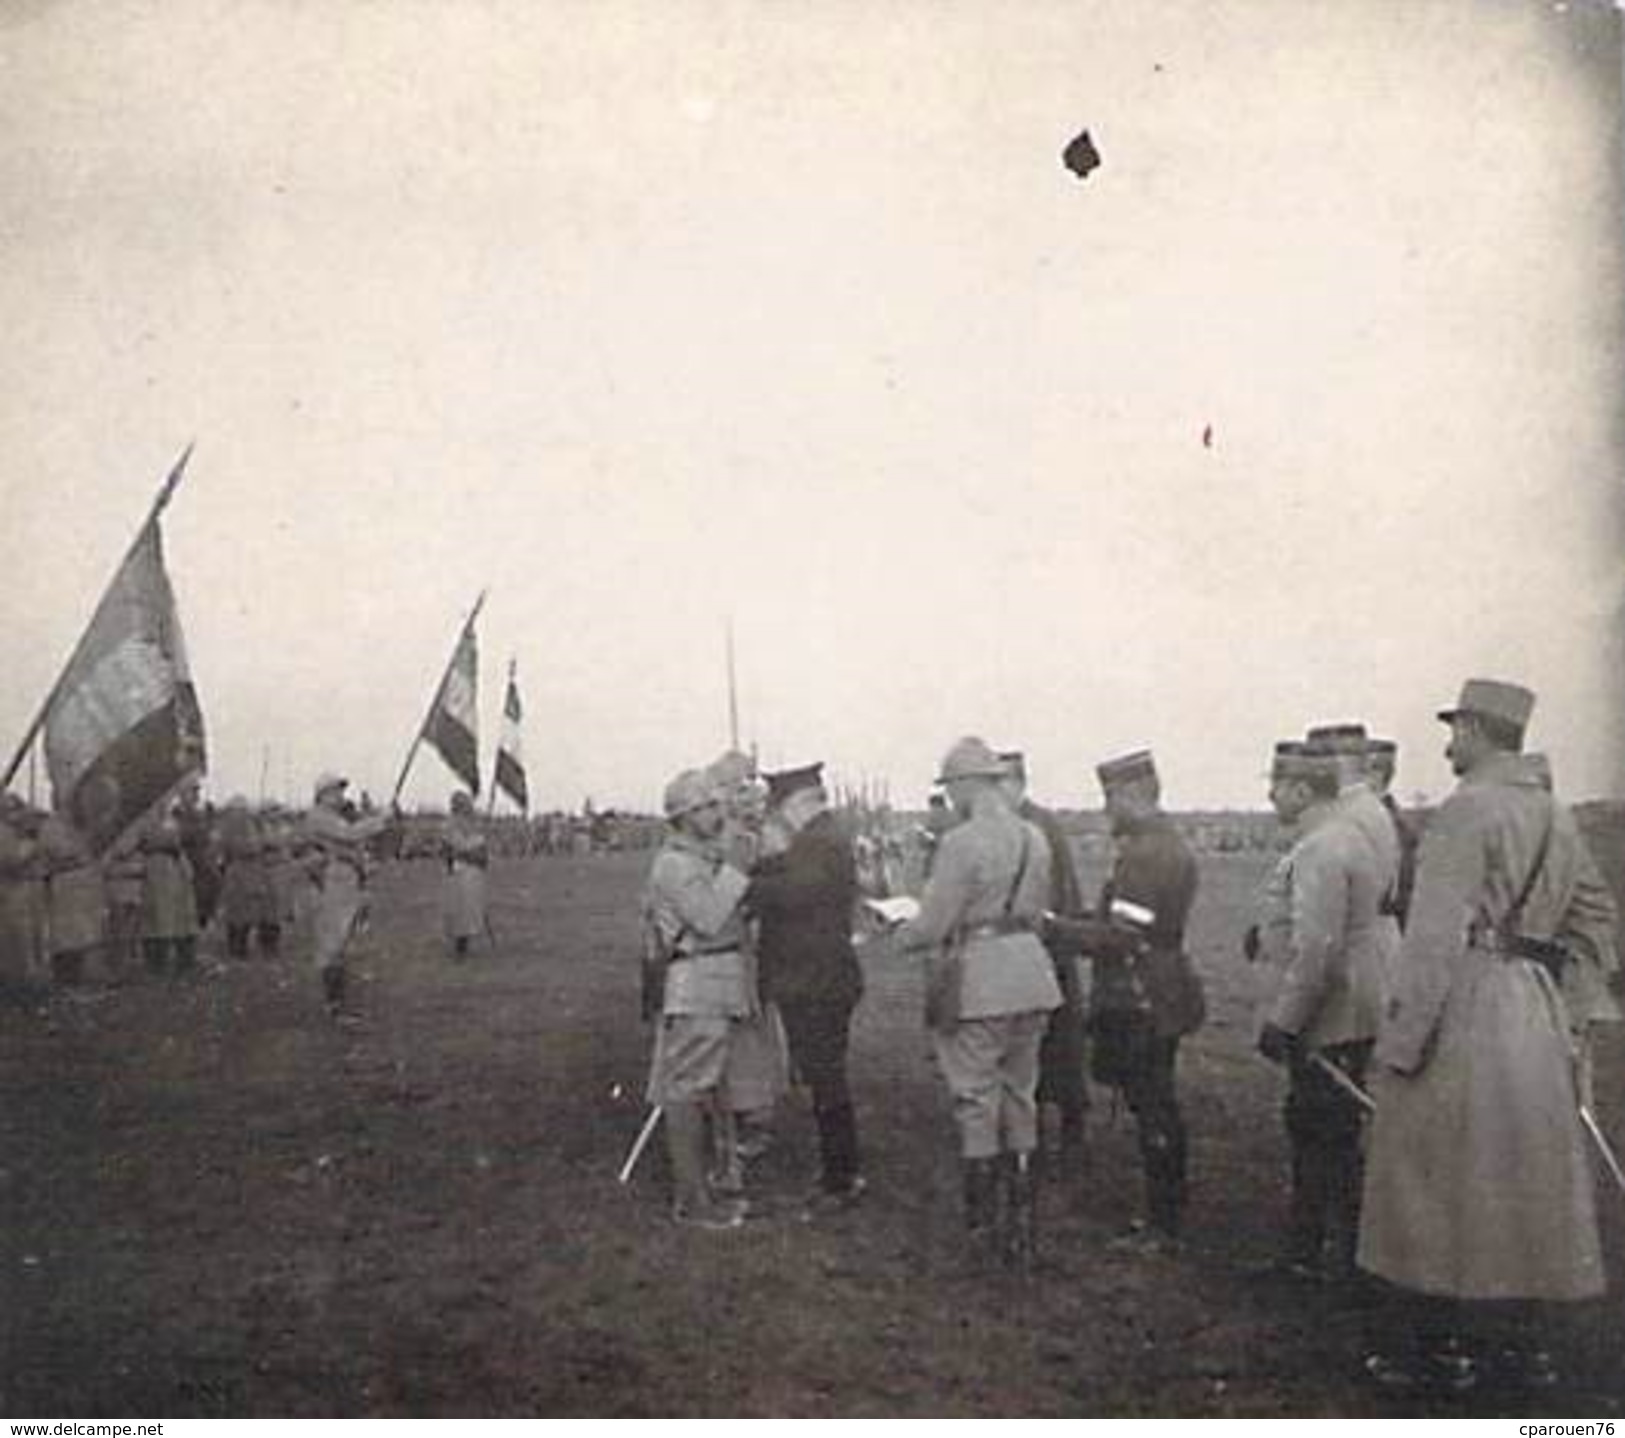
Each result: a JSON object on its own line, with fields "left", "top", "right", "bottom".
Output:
{"left": 4, "top": 845, "right": 1623, "bottom": 1417}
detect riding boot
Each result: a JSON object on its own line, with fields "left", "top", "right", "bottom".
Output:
{"left": 816, "top": 1102, "right": 862, "bottom": 1195}
{"left": 960, "top": 1156, "right": 1000, "bottom": 1274}
{"left": 667, "top": 1101, "right": 741, "bottom": 1230}
{"left": 320, "top": 963, "right": 346, "bottom": 1015}
{"left": 1004, "top": 1150, "right": 1038, "bottom": 1274}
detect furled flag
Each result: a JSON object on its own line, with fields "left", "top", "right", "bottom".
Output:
{"left": 494, "top": 659, "right": 528, "bottom": 811}
{"left": 42, "top": 520, "right": 207, "bottom": 855}
{"left": 425, "top": 621, "right": 480, "bottom": 796}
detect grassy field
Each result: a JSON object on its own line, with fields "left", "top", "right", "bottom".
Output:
{"left": 3, "top": 844, "right": 1623, "bottom": 1417}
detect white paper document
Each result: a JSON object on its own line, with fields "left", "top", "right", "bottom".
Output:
{"left": 863, "top": 895, "right": 921, "bottom": 926}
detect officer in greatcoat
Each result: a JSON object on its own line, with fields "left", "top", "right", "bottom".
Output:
{"left": 1358, "top": 679, "right": 1619, "bottom": 1393}
{"left": 745, "top": 762, "right": 866, "bottom": 1211}
{"left": 895, "top": 737, "right": 1061, "bottom": 1272}
{"left": 1254, "top": 742, "right": 1389, "bottom": 1279}
{"left": 641, "top": 768, "right": 754, "bottom": 1231}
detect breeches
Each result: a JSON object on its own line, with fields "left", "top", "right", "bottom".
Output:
{"left": 933, "top": 1011, "right": 1050, "bottom": 1159}
{"left": 778, "top": 998, "right": 857, "bottom": 1112}
{"left": 646, "top": 1014, "right": 733, "bottom": 1106}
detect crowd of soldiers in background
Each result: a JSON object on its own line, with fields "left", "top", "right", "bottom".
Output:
{"left": 0, "top": 776, "right": 674, "bottom": 1009}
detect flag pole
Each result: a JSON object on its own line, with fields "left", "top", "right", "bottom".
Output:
{"left": 2, "top": 442, "right": 196, "bottom": 793}
{"left": 389, "top": 589, "right": 486, "bottom": 809}
{"left": 486, "top": 655, "right": 514, "bottom": 821}
{"left": 725, "top": 616, "right": 740, "bottom": 753}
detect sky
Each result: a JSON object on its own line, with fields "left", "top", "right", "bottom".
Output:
{"left": 2, "top": 0, "right": 1621, "bottom": 814}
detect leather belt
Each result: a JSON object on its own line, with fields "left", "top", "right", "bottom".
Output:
{"left": 674, "top": 943, "right": 742, "bottom": 960}
{"left": 961, "top": 917, "right": 1036, "bottom": 941}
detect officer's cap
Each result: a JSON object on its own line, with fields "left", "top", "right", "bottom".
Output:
{"left": 935, "top": 736, "right": 1007, "bottom": 785}
{"left": 1270, "top": 740, "right": 1318, "bottom": 781}
{"left": 663, "top": 769, "right": 720, "bottom": 820}
{"left": 314, "top": 772, "right": 348, "bottom": 799}
{"left": 997, "top": 750, "right": 1027, "bottom": 781}
{"left": 1096, "top": 749, "right": 1157, "bottom": 790}
{"left": 1305, "top": 723, "right": 1369, "bottom": 756}
{"left": 1436, "top": 678, "right": 1535, "bottom": 732}
{"left": 764, "top": 762, "right": 824, "bottom": 807}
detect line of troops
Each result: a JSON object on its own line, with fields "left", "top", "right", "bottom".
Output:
{"left": 640, "top": 677, "right": 1621, "bottom": 1396}
{"left": 0, "top": 773, "right": 403, "bottom": 1021}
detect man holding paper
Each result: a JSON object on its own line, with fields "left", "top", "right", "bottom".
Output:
{"left": 894, "top": 736, "right": 1060, "bottom": 1272}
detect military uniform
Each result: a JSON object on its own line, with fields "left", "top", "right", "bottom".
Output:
{"left": 746, "top": 766, "right": 865, "bottom": 1200}
{"left": 1017, "top": 795, "right": 1091, "bottom": 1155}
{"left": 1361, "top": 750, "right": 1612, "bottom": 1299}
{"left": 1085, "top": 751, "right": 1203, "bottom": 1244}
{"left": 218, "top": 802, "right": 277, "bottom": 957}
{"left": 103, "top": 846, "right": 147, "bottom": 977}
{"left": 306, "top": 777, "right": 390, "bottom": 1015}
{"left": 1359, "top": 682, "right": 1618, "bottom": 1391}
{"left": 898, "top": 738, "right": 1061, "bottom": 1269}
{"left": 642, "top": 770, "right": 753, "bottom": 1228}
{"left": 440, "top": 798, "right": 489, "bottom": 958}
{"left": 140, "top": 814, "right": 199, "bottom": 975}
{"left": 1260, "top": 778, "right": 1391, "bottom": 1274}
{"left": 39, "top": 814, "right": 105, "bottom": 987}
{"left": 0, "top": 799, "right": 46, "bottom": 999}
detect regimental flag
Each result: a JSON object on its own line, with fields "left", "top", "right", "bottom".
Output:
{"left": 494, "top": 660, "right": 528, "bottom": 812}
{"left": 425, "top": 621, "right": 480, "bottom": 796}
{"left": 43, "top": 521, "right": 207, "bottom": 855}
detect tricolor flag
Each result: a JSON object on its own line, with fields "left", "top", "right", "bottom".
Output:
{"left": 424, "top": 621, "right": 480, "bottom": 796}
{"left": 42, "top": 519, "right": 207, "bottom": 855}
{"left": 494, "top": 660, "right": 528, "bottom": 811}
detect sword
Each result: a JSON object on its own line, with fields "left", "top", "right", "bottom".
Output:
{"left": 1580, "top": 1105, "right": 1625, "bottom": 1198}
{"left": 1309, "top": 1051, "right": 1377, "bottom": 1114}
{"left": 617, "top": 1105, "right": 663, "bottom": 1185}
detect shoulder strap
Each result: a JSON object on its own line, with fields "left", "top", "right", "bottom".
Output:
{"left": 1504, "top": 797, "right": 1555, "bottom": 929}
{"left": 1003, "top": 827, "right": 1032, "bottom": 916}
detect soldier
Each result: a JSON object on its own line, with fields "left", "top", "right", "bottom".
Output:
{"left": 745, "top": 762, "right": 866, "bottom": 1213}
{"left": 1359, "top": 680, "right": 1618, "bottom": 1392}
{"left": 218, "top": 797, "right": 277, "bottom": 959}
{"left": 641, "top": 768, "right": 754, "bottom": 1230}
{"left": 306, "top": 773, "right": 392, "bottom": 1019}
{"left": 1254, "top": 743, "right": 1388, "bottom": 1280}
{"left": 1365, "top": 738, "right": 1418, "bottom": 929}
{"left": 101, "top": 834, "right": 147, "bottom": 979}
{"left": 38, "top": 812, "right": 106, "bottom": 989}
{"left": 140, "top": 808, "right": 199, "bottom": 976}
{"left": 173, "top": 780, "right": 221, "bottom": 935}
{"left": 1084, "top": 750, "right": 1203, "bottom": 1254}
{"left": 707, "top": 751, "right": 788, "bottom": 1189}
{"left": 998, "top": 750, "right": 1092, "bottom": 1174}
{"left": 894, "top": 737, "right": 1061, "bottom": 1272}
{"left": 0, "top": 794, "right": 47, "bottom": 1006}
{"left": 440, "top": 790, "right": 489, "bottom": 960}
